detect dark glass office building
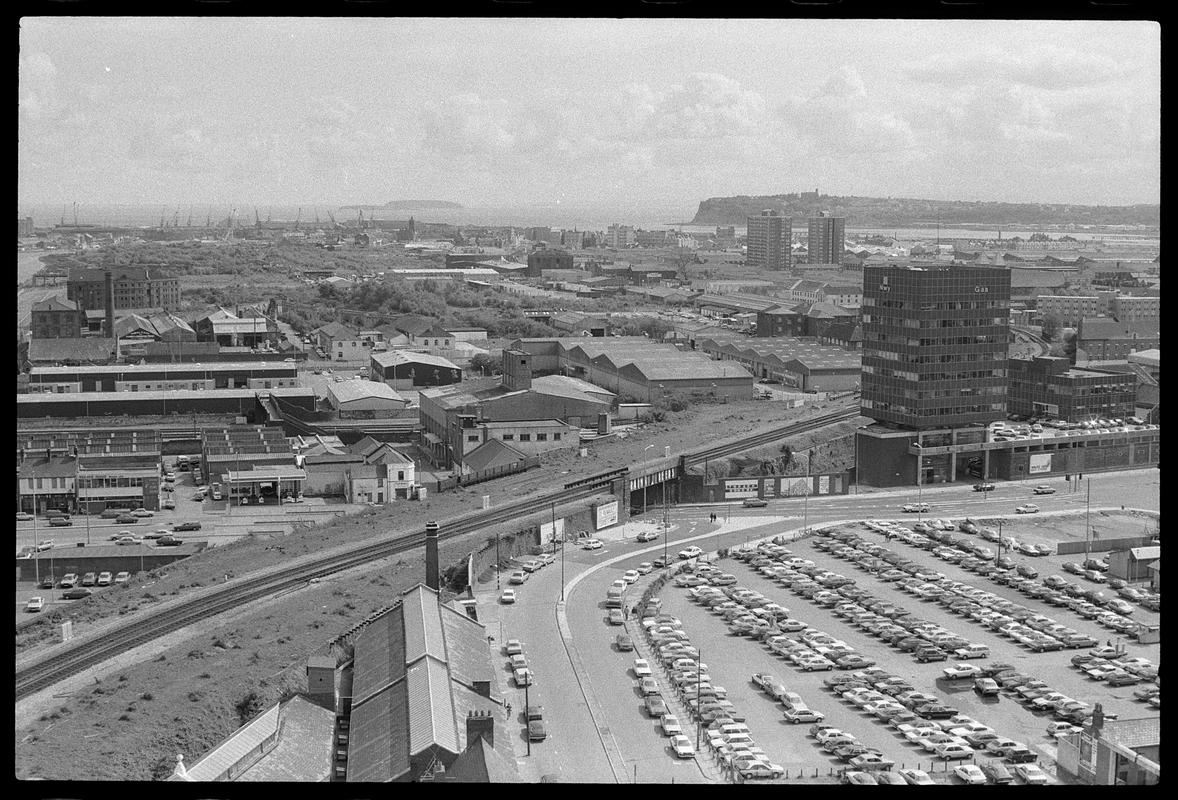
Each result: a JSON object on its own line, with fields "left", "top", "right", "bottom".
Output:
{"left": 860, "top": 263, "right": 1011, "bottom": 430}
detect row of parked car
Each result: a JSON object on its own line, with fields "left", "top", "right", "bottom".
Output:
{"left": 500, "top": 638, "right": 547, "bottom": 742}
{"left": 1070, "top": 650, "right": 1159, "bottom": 694}
{"left": 498, "top": 551, "right": 557, "bottom": 605}
{"left": 637, "top": 600, "right": 788, "bottom": 778}
{"left": 871, "top": 521, "right": 1144, "bottom": 643}
{"left": 1060, "top": 561, "right": 1160, "bottom": 611}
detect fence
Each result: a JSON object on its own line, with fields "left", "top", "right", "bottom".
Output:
{"left": 1056, "top": 535, "right": 1157, "bottom": 555}
{"left": 434, "top": 456, "right": 540, "bottom": 492}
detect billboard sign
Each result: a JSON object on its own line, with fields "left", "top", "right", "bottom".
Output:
{"left": 723, "top": 479, "right": 759, "bottom": 499}
{"left": 593, "top": 500, "right": 619, "bottom": 530}
{"left": 1029, "top": 453, "right": 1052, "bottom": 474}
{"left": 539, "top": 518, "right": 565, "bottom": 544}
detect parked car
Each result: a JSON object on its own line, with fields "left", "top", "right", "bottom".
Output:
{"left": 973, "top": 483, "right": 995, "bottom": 492}
{"left": 62, "top": 587, "right": 93, "bottom": 600}
{"left": 60, "top": 573, "right": 78, "bottom": 588}
{"left": 499, "top": 589, "right": 517, "bottom": 604}
{"left": 954, "top": 764, "right": 987, "bottom": 784}
{"left": 1014, "top": 764, "right": 1049, "bottom": 784}
{"left": 1032, "top": 485, "right": 1055, "bottom": 495}
{"left": 26, "top": 596, "right": 44, "bottom": 612}
{"left": 974, "top": 678, "right": 1000, "bottom": 696}
{"left": 898, "top": 769, "right": 936, "bottom": 785}
{"left": 742, "top": 498, "right": 768, "bottom": 508}
{"left": 115, "top": 514, "right": 139, "bottom": 524}
{"left": 96, "top": 571, "right": 112, "bottom": 586}
{"left": 981, "top": 761, "right": 1015, "bottom": 784}
{"left": 1015, "top": 504, "right": 1040, "bottom": 514}
{"left": 114, "top": 571, "right": 130, "bottom": 584}
{"left": 81, "top": 572, "right": 97, "bottom": 587}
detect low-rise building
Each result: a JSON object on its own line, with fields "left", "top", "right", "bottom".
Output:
{"left": 1055, "top": 710, "right": 1158, "bottom": 786}
{"left": 325, "top": 380, "right": 409, "bottom": 418}
{"left": 370, "top": 350, "right": 462, "bottom": 390}
{"left": 76, "top": 453, "right": 162, "bottom": 512}
{"left": 194, "top": 308, "right": 278, "bottom": 348}
{"left": 1107, "top": 546, "right": 1160, "bottom": 583}
{"left": 30, "top": 296, "right": 82, "bottom": 339}
{"left": 26, "top": 336, "right": 117, "bottom": 366}
{"left": 16, "top": 457, "right": 77, "bottom": 514}
{"left": 1078, "top": 318, "right": 1161, "bottom": 361}
{"left": 1007, "top": 356, "right": 1137, "bottom": 422}
{"left": 201, "top": 425, "right": 297, "bottom": 492}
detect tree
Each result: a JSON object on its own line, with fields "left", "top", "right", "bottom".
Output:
{"left": 1040, "top": 313, "right": 1062, "bottom": 341}
{"left": 468, "top": 353, "right": 500, "bottom": 375}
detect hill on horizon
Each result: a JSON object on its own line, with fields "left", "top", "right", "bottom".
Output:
{"left": 339, "top": 200, "right": 464, "bottom": 211}
{"left": 688, "top": 193, "right": 1159, "bottom": 228}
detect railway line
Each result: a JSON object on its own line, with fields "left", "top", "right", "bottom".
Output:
{"left": 15, "top": 400, "right": 861, "bottom": 700}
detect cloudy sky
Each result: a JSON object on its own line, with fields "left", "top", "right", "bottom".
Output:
{"left": 18, "top": 18, "right": 1159, "bottom": 215}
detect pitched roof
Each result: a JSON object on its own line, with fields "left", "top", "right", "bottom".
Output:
{"left": 326, "top": 380, "right": 406, "bottom": 406}
{"left": 114, "top": 313, "right": 158, "bottom": 338}
{"left": 31, "top": 296, "right": 78, "bottom": 313}
{"left": 27, "top": 337, "right": 117, "bottom": 364}
{"left": 17, "top": 457, "right": 77, "bottom": 478}
{"left": 313, "top": 321, "right": 357, "bottom": 340}
{"left": 371, "top": 350, "right": 460, "bottom": 371}
{"left": 462, "top": 438, "right": 527, "bottom": 473}
{"left": 389, "top": 314, "right": 436, "bottom": 336}
{"left": 444, "top": 735, "right": 523, "bottom": 782}
{"left": 1079, "top": 318, "right": 1160, "bottom": 340}
{"left": 1128, "top": 546, "right": 1160, "bottom": 561}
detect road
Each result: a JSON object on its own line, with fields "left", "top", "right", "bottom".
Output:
{"left": 475, "top": 469, "right": 1158, "bottom": 782}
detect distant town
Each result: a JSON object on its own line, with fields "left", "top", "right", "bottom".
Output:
{"left": 15, "top": 197, "right": 1159, "bottom": 785}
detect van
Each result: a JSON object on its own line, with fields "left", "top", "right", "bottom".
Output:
{"left": 177, "top": 455, "right": 190, "bottom": 471}
{"left": 605, "top": 587, "right": 624, "bottom": 608}
{"left": 211, "top": 482, "right": 223, "bottom": 501}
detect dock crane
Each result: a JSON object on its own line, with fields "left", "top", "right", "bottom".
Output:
{"left": 294, "top": 207, "right": 301, "bottom": 230}
{"left": 224, "top": 208, "right": 236, "bottom": 241}
{"left": 186, "top": 208, "right": 193, "bottom": 227}
{"left": 314, "top": 208, "right": 320, "bottom": 226}
{"left": 206, "top": 208, "right": 212, "bottom": 228}
{"left": 255, "top": 208, "right": 262, "bottom": 229}
{"left": 172, "top": 209, "right": 180, "bottom": 228}
{"left": 327, "top": 210, "right": 337, "bottom": 228}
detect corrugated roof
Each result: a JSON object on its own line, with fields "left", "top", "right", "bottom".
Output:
{"left": 462, "top": 439, "right": 527, "bottom": 473}
{"left": 347, "top": 679, "right": 409, "bottom": 782}
{"left": 402, "top": 585, "right": 447, "bottom": 666}
{"left": 326, "top": 380, "right": 406, "bottom": 406}
{"left": 371, "top": 350, "right": 459, "bottom": 370}
{"left": 406, "top": 657, "right": 459, "bottom": 757}
{"left": 27, "top": 337, "right": 116, "bottom": 364}
{"left": 439, "top": 603, "right": 494, "bottom": 690}
{"left": 351, "top": 609, "right": 405, "bottom": 707}
{"left": 183, "top": 702, "right": 280, "bottom": 781}
{"left": 1128, "top": 546, "right": 1160, "bottom": 561}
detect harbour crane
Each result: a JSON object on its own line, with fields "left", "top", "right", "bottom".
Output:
{"left": 255, "top": 208, "right": 262, "bottom": 228}
{"left": 224, "top": 208, "right": 236, "bottom": 241}
{"left": 186, "top": 208, "right": 193, "bottom": 227}
{"left": 327, "top": 210, "right": 337, "bottom": 228}
{"left": 294, "top": 207, "right": 301, "bottom": 230}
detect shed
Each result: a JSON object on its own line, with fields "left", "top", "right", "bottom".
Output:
{"left": 1108, "top": 545, "right": 1161, "bottom": 582}
{"left": 326, "top": 380, "right": 409, "bottom": 417}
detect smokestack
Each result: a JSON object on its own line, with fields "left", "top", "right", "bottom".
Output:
{"left": 104, "top": 270, "right": 115, "bottom": 339}
{"left": 425, "top": 521, "right": 440, "bottom": 590}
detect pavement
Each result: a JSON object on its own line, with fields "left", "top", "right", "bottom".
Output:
{"left": 470, "top": 469, "right": 1158, "bottom": 783}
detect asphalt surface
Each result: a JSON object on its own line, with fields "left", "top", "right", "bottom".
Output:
{"left": 473, "top": 469, "right": 1157, "bottom": 783}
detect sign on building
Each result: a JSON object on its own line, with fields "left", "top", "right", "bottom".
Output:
{"left": 722, "top": 479, "right": 759, "bottom": 499}
{"left": 1029, "top": 453, "right": 1053, "bottom": 474}
{"left": 593, "top": 500, "right": 619, "bottom": 530}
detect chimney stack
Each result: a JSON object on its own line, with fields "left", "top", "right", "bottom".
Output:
{"left": 425, "top": 521, "right": 440, "bottom": 590}
{"left": 466, "top": 709, "right": 494, "bottom": 747}
{"left": 104, "top": 269, "right": 115, "bottom": 339}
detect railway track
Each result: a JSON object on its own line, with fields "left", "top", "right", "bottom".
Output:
{"left": 16, "top": 400, "right": 861, "bottom": 699}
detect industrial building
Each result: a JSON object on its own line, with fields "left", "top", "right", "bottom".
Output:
{"left": 508, "top": 336, "right": 754, "bottom": 403}
{"left": 370, "top": 350, "right": 462, "bottom": 390}
{"left": 67, "top": 266, "right": 181, "bottom": 311}
{"left": 695, "top": 336, "right": 861, "bottom": 392}
{"left": 1107, "top": 546, "right": 1160, "bottom": 583}
{"left": 26, "top": 337, "right": 117, "bottom": 366}
{"left": 325, "top": 380, "right": 410, "bottom": 418}
{"left": 1077, "top": 318, "right": 1161, "bottom": 361}
{"left": 17, "top": 386, "right": 314, "bottom": 420}
{"left": 25, "top": 361, "right": 299, "bottom": 394}
{"left": 193, "top": 307, "right": 278, "bottom": 348}
{"left": 30, "top": 296, "right": 82, "bottom": 339}
{"left": 1055, "top": 712, "right": 1159, "bottom": 786}
{"left": 201, "top": 426, "right": 300, "bottom": 504}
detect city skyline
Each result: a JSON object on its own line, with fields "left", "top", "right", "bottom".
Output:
{"left": 19, "top": 18, "right": 1160, "bottom": 211}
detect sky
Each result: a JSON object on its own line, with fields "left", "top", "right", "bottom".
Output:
{"left": 18, "top": 18, "right": 1160, "bottom": 215}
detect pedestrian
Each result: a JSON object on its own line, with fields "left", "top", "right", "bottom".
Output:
{"left": 505, "top": 701, "right": 512, "bottom": 716}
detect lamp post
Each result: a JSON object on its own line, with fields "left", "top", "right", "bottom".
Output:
{"left": 913, "top": 441, "right": 924, "bottom": 518}
{"left": 662, "top": 480, "right": 668, "bottom": 567}
{"left": 802, "top": 449, "right": 810, "bottom": 536}
{"left": 1084, "top": 477, "right": 1092, "bottom": 563}
{"left": 643, "top": 444, "right": 654, "bottom": 516}
{"left": 524, "top": 682, "right": 531, "bottom": 756}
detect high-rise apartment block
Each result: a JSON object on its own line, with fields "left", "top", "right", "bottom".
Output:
{"left": 607, "top": 224, "right": 636, "bottom": 249}
{"left": 807, "top": 212, "right": 845, "bottom": 264}
{"left": 745, "top": 210, "right": 792, "bottom": 271}
{"left": 860, "top": 263, "right": 1011, "bottom": 430}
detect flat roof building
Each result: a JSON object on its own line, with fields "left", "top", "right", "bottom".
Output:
{"left": 746, "top": 210, "right": 792, "bottom": 271}
{"left": 807, "top": 214, "right": 846, "bottom": 265}
{"left": 325, "top": 380, "right": 409, "bottom": 418}
{"left": 861, "top": 263, "right": 1011, "bottom": 430}
{"left": 1007, "top": 355, "right": 1137, "bottom": 422}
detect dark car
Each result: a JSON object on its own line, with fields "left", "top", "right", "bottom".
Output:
{"left": 973, "top": 483, "right": 995, "bottom": 492}
{"left": 62, "top": 587, "right": 93, "bottom": 600}
{"left": 115, "top": 514, "right": 139, "bottom": 524}
{"left": 981, "top": 761, "right": 1014, "bottom": 784}
{"left": 156, "top": 535, "right": 183, "bottom": 546}
{"left": 47, "top": 517, "right": 73, "bottom": 527}
{"left": 915, "top": 648, "right": 949, "bottom": 663}
{"left": 915, "top": 703, "right": 958, "bottom": 719}
{"left": 527, "top": 720, "right": 547, "bottom": 741}
{"left": 39, "top": 575, "right": 56, "bottom": 589}
{"left": 616, "top": 634, "right": 634, "bottom": 651}
{"left": 527, "top": 704, "right": 544, "bottom": 721}
{"left": 173, "top": 521, "right": 202, "bottom": 532}
{"left": 742, "top": 498, "right": 768, "bottom": 508}
{"left": 980, "top": 662, "right": 1017, "bottom": 678}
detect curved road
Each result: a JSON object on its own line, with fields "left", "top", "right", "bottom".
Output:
{"left": 477, "top": 469, "right": 1158, "bottom": 782}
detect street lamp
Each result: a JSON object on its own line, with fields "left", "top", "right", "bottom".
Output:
{"left": 643, "top": 444, "right": 654, "bottom": 516}
{"left": 802, "top": 449, "right": 811, "bottom": 535}
{"left": 912, "top": 442, "right": 924, "bottom": 518}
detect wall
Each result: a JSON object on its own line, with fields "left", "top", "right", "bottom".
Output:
{"left": 856, "top": 432, "right": 917, "bottom": 487}
{"left": 1056, "top": 535, "right": 1158, "bottom": 556}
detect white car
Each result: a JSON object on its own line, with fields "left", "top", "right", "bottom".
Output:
{"left": 1015, "top": 504, "right": 1040, "bottom": 514}
{"left": 954, "top": 764, "right": 987, "bottom": 784}
{"left": 622, "top": 570, "right": 641, "bottom": 584}
{"left": 661, "top": 714, "right": 683, "bottom": 736}
{"left": 131, "top": 508, "right": 154, "bottom": 518}
{"left": 898, "top": 769, "right": 936, "bottom": 785}
{"left": 500, "top": 589, "right": 517, "bottom": 604}
{"left": 1015, "top": 764, "right": 1049, "bottom": 784}
{"left": 942, "top": 663, "right": 983, "bottom": 680}
{"left": 678, "top": 546, "right": 703, "bottom": 560}
{"left": 26, "top": 596, "right": 44, "bottom": 612}
{"left": 582, "top": 538, "right": 603, "bottom": 550}
{"left": 633, "top": 659, "right": 653, "bottom": 678}
{"left": 513, "top": 667, "right": 533, "bottom": 687}
{"left": 636, "top": 562, "right": 654, "bottom": 575}
{"left": 902, "top": 503, "right": 930, "bottom": 513}
{"left": 670, "top": 734, "right": 696, "bottom": 758}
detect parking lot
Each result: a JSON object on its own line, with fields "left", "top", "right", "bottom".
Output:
{"left": 652, "top": 516, "right": 1158, "bottom": 783}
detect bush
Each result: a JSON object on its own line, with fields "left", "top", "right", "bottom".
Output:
{"left": 235, "top": 690, "right": 267, "bottom": 724}
{"left": 141, "top": 692, "right": 154, "bottom": 701}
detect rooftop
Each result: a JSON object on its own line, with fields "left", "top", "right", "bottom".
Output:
{"left": 326, "top": 380, "right": 407, "bottom": 406}
{"left": 371, "top": 350, "right": 460, "bottom": 371}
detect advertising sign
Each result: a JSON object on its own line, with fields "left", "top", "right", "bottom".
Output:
{"left": 784, "top": 477, "right": 811, "bottom": 496}
{"left": 723, "top": 479, "right": 759, "bottom": 499}
{"left": 539, "top": 518, "right": 565, "bottom": 545}
{"left": 1029, "top": 453, "right": 1052, "bottom": 474}
{"left": 593, "top": 500, "right": 619, "bottom": 530}
{"left": 818, "top": 475, "right": 830, "bottom": 495}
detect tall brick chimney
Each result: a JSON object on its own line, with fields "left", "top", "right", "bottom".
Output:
{"left": 465, "top": 709, "right": 494, "bottom": 747}
{"left": 103, "top": 269, "right": 115, "bottom": 338}
{"left": 425, "top": 521, "right": 440, "bottom": 590}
